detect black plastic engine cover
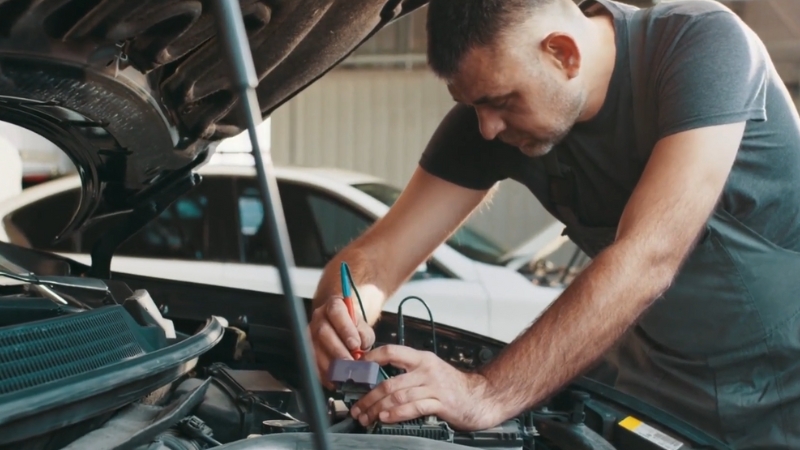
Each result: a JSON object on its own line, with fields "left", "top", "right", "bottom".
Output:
{"left": 454, "top": 420, "right": 525, "bottom": 449}
{"left": 172, "top": 364, "right": 301, "bottom": 443}
{"left": 215, "top": 433, "right": 477, "bottom": 449}
{"left": 374, "top": 417, "right": 454, "bottom": 442}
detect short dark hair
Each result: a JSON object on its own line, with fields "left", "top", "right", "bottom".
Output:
{"left": 426, "top": 0, "right": 558, "bottom": 78}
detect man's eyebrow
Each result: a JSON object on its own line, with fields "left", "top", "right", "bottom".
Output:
{"left": 457, "top": 93, "right": 512, "bottom": 106}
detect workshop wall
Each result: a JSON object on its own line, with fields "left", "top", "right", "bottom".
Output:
{"left": 269, "top": 69, "right": 557, "bottom": 250}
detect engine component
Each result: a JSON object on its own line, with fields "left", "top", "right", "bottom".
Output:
{"left": 453, "top": 420, "right": 526, "bottom": 449}
{"left": 535, "top": 420, "right": 615, "bottom": 450}
{"left": 328, "top": 399, "right": 349, "bottom": 422}
{"left": 178, "top": 416, "right": 223, "bottom": 447}
{"left": 61, "top": 379, "right": 211, "bottom": 450}
{"left": 262, "top": 420, "right": 310, "bottom": 434}
{"left": 207, "top": 363, "right": 296, "bottom": 411}
{"left": 374, "top": 416, "right": 454, "bottom": 442}
{"left": 213, "top": 433, "right": 479, "bottom": 449}
{"left": 147, "top": 430, "right": 205, "bottom": 450}
{"left": 0, "top": 305, "right": 224, "bottom": 446}
{"left": 127, "top": 289, "right": 176, "bottom": 339}
{"left": 172, "top": 364, "right": 299, "bottom": 443}
{"left": 374, "top": 417, "right": 528, "bottom": 450}
{"left": 328, "top": 359, "right": 386, "bottom": 404}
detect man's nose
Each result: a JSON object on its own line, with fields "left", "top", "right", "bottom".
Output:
{"left": 476, "top": 109, "right": 505, "bottom": 141}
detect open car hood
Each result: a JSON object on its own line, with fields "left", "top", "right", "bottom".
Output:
{"left": 500, "top": 221, "right": 568, "bottom": 270}
{"left": 0, "top": 0, "right": 425, "bottom": 244}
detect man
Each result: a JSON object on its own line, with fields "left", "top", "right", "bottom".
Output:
{"left": 308, "top": 0, "right": 800, "bottom": 447}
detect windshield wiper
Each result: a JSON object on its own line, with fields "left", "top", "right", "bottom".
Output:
{"left": 0, "top": 270, "right": 108, "bottom": 292}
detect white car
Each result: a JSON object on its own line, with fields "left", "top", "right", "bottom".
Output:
{"left": 0, "top": 163, "right": 563, "bottom": 342}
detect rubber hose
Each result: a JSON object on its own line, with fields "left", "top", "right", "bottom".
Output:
{"left": 329, "top": 417, "right": 357, "bottom": 433}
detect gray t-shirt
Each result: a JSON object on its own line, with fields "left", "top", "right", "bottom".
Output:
{"left": 420, "top": 0, "right": 800, "bottom": 251}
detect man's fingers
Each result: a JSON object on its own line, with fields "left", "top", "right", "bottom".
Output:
{"left": 358, "top": 387, "right": 436, "bottom": 426}
{"left": 362, "top": 344, "right": 426, "bottom": 370}
{"left": 326, "top": 298, "right": 361, "bottom": 351}
{"left": 358, "top": 322, "right": 376, "bottom": 350}
{"left": 315, "top": 353, "right": 335, "bottom": 390}
{"left": 381, "top": 399, "right": 442, "bottom": 424}
{"left": 351, "top": 371, "right": 424, "bottom": 419}
{"left": 316, "top": 322, "right": 353, "bottom": 362}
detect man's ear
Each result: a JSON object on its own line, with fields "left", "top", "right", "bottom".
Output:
{"left": 541, "top": 33, "right": 581, "bottom": 79}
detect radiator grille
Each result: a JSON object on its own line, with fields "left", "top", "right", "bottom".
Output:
{"left": 0, "top": 307, "right": 146, "bottom": 395}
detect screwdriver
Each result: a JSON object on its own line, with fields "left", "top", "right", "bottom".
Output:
{"left": 340, "top": 262, "right": 365, "bottom": 360}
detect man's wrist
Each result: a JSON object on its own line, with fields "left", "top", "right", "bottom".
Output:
{"left": 466, "top": 371, "right": 508, "bottom": 427}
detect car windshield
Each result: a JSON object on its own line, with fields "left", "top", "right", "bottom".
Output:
{"left": 353, "top": 182, "right": 507, "bottom": 265}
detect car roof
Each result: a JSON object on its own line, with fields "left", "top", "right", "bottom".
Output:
{"left": 0, "top": 164, "right": 390, "bottom": 217}
{"left": 199, "top": 154, "right": 386, "bottom": 187}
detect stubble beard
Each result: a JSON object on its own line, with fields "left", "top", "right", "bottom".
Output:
{"left": 516, "top": 76, "right": 586, "bottom": 158}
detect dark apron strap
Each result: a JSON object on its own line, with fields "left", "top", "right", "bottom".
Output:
{"left": 626, "top": 7, "right": 657, "bottom": 153}
{"left": 543, "top": 151, "right": 582, "bottom": 228}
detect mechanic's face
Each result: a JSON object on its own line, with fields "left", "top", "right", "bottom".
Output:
{"left": 448, "top": 28, "right": 586, "bottom": 157}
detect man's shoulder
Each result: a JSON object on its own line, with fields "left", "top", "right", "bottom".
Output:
{"left": 641, "top": 0, "right": 743, "bottom": 33}
{"left": 633, "top": 0, "right": 757, "bottom": 70}
{"left": 646, "top": 0, "right": 734, "bottom": 20}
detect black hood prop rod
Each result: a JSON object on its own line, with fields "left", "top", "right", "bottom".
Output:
{"left": 210, "top": 2, "right": 331, "bottom": 449}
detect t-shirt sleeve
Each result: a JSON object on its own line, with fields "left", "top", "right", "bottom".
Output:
{"left": 419, "top": 104, "right": 511, "bottom": 190}
{"left": 655, "top": 9, "right": 768, "bottom": 140}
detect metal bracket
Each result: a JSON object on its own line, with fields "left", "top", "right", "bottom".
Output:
{"left": 89, "top": 173, "right": 201, "bottom": 279}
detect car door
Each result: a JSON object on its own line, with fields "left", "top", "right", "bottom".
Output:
{"left": 225, "top": 178, "right": 490, "bottom": 335}
{"left": 221, "top": 177, "right": 330, "bottom": 299}
{"left": 5, "top": 176, "right": 239, "bottom": 285}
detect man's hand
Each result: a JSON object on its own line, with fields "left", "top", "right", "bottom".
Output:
{"left": 308, "top": 167, "right": 493, "bottom": 386}
{"left": 350, "top": 345, "right": 500, "bottom": 431}
{"left": 308, "top": 296, "right": 375, "bottom": 388}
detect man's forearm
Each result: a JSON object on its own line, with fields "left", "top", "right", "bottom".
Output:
{"left": 478, "top": 239, "right": 678, "bottom": 420}
{"left": 312, "top": 246, "right": 389, "bottom": 324}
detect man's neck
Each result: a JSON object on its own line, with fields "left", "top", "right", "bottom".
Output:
{"left": 577, "top": 12, "right": 618, "bottom": 122}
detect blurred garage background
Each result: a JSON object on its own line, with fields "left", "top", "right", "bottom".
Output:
{"left": 2, "top": 0, "right": 799, "bottom": 251}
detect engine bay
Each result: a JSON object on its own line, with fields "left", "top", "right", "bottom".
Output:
{"left": 0, "top": 245, "right": 730, "bottom": 450}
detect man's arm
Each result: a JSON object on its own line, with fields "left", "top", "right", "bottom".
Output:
{"left": 353, "top": 122, "right": 744, "bottom": 428}
{"left": 312, "top": 167, "right": 492, "bottom": 320}
{"left": 309, "top": 166, "right": 493, "bottom": 379}
{"left": 478, "top": 122, "right": 743, "bottom": 419}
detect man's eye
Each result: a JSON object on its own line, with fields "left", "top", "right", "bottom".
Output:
{"left": 492, "top": 99, "right": 509, "bottom": 109}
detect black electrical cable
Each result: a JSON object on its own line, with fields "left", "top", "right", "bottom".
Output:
{"left": 343, "top": 264, "right": 368, "bottom": 322}
{"left": 209, "top": 2, "right": 330, "bottom": 449}
{"left": 329, "top": 417, "right": 357, "bottom": 433}
{"left": 195, "top": 434, "right": 222, "bottom": 447}
{"left": 397, "top": 296, "right": 437, "bottom": 356}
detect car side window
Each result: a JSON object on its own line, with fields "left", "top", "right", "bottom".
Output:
{"left": 115, "top": 196, "right": 210, "bottom": 260}
{"left": 8, "top": 181, "right": 226, "bottom": 262}
{"left": 234, "top": 179, "right": 373, "bottom": 268}
{"left": 112, "top": 177, "right": 232, "bottom": 261}
{"left": 305, "top": 193, "right": 372, "bottom": 260}
{"left": 236, "top": 185, "right": 274, "bottom": 265}
{"left": 235, "top": 179, "right": 328, "bottom": 268}
{"left": 300, "top": 189, "right": 450, "bottom": 279}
